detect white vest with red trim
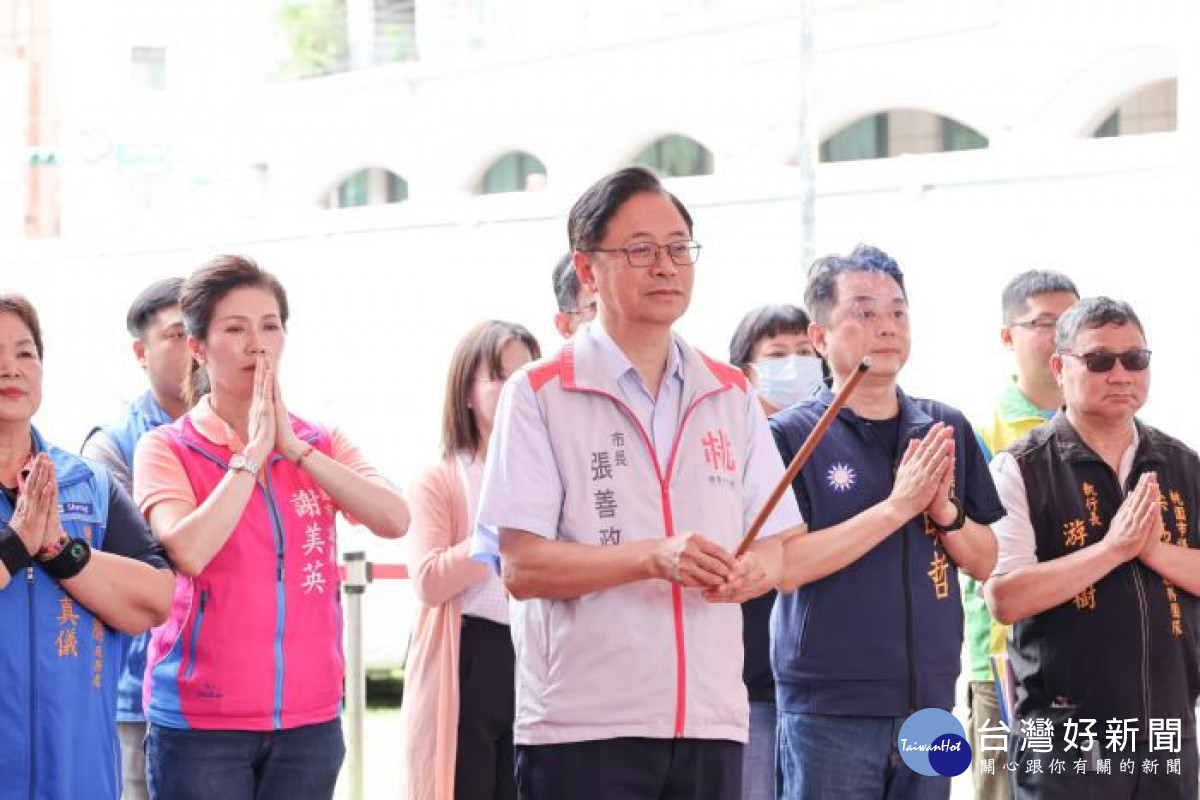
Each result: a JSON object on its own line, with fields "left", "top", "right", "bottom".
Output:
{"left": 514, "top": 330, "right": 752, "bottom": 745}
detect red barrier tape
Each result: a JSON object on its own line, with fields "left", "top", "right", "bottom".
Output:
{"left": 337, "top": 563, "right": 409, "bottom": 581}
{"left": 372, "top": 564, "right": 409, "bottom": 580}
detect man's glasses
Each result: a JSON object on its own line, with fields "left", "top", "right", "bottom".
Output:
{"left": 1011, "top": 316, "right": 1058, "bottom": 332}
{"left": 564, "top": 301, "right": 598, "bottom": 318}
{"left": 1061, "top": 348, "right": 1152, "bottom": 373}
{"left": 587, "top": 241, "right": 702, "bottom": 269}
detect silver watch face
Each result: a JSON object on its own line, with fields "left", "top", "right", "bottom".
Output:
{"left": 229, "top": 453, "right": 258, "bottom": 475}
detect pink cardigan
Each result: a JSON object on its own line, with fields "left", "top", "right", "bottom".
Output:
{"left": 400, "top": 458, "right": 491, "bottom": 800}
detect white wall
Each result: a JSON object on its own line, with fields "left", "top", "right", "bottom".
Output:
{"left": 5, "top": 131, "right": 1197, "bottom": 489}
{"left": 227, "top": 0, "right": 1190, "bottom": 219}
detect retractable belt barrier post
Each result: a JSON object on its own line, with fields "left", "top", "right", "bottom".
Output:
{"left": 341, "top": 551, "right": 370, "bottom": 800}
{"left": 339, "top": 553, "right": 409, "bottom": 799}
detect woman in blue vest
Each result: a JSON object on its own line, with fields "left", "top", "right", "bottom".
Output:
{"left": 0, "top": 293, "right": 175, "bottom": 800}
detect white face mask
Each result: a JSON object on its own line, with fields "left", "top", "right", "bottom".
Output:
{"left": 753, "top": 354, "right": 824, "bottom": 410}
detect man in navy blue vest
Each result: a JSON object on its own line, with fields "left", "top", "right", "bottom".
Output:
{"left": 771, "top": 245, "right": 1003, "bottom": 800}
{"left": 82, "top": 276, "right": 187, "bottom": 800}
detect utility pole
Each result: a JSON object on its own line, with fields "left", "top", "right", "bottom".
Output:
{"left": 25, "top": 0, "right": 59, "bottom": 238}
{"left": 797, "top": 0, "right": 815, "bottom": 284}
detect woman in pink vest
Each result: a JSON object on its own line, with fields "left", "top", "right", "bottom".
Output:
{"left": 132, "top": 255, "right": 410, "bottom": 800}
{"left": 401, "top": 320, "right": 540, "bottom": 800}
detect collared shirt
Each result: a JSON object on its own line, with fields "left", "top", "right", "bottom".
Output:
{"left": 476, "top": 321, "right": 799, "bottom": 549}
{"left": 457, "top": 453, "right": 509, "bottom": 625}
{"left": 990, "top": 423, "right": 1140, "bottom": 576}
{"left": 586, "top": 321, "right": 686, "bottom": 464}
{"left": 976, "top": 377, "right": 1056, "bottom": 461}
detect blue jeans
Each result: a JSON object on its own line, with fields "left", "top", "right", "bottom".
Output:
{"left": 146, "top": 719, "right": 345, "bottom": 800}
{"left": 742, "top": 700, "right": 777, "bottom": 800}
{"left": 777, "top": 712, "right": 949, "bottom": 800}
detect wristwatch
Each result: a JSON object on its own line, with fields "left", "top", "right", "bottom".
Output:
{"left": 228, "top": 452, "right": 261, "bottom": 478}
{"left": 929, "top": 496, "right": 966, "bottom": 534}
{"left": 40, "top": 536, "right": 91, "bottom": 581}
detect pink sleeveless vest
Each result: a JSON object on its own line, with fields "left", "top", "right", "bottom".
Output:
{"left": 143, "top": 413, "right": 344, "bottom": 731}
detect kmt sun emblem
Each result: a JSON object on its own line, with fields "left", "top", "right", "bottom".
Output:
{"left": 826, "top": 462, "right": 857, "bottom": 492}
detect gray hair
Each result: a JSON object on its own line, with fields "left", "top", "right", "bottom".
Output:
{"left": 1055, "top": 296, "right": 1145, "bottom": 351}
{"left": 552, "top": 254, "right": 581, "bottom": 312}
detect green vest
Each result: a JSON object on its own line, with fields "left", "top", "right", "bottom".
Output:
{"left": 964, "top": 380, "right": 1054, "bottom": 680}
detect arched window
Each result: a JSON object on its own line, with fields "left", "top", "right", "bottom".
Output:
{"left": 477, "top": 152, "right": 547, "bottom": 194}
{"left": 820, "top": 110, "right": 988, "bottom": 163}
{"left": 1092, "top": 79, "right": 1177, "bottom": 137}
{"left": 633, "top": 135, "right": 713, "bottom": 177}
{"left": 326, "top": 168, "right": 408, "bottom": 208}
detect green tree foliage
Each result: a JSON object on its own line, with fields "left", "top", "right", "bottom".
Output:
{"left": 278, "top": 0, "right": 349, "bottom": 78}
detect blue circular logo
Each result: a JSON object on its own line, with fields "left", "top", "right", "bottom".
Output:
{"left": 897, "top": 708, "right": 972, "bottom": 777}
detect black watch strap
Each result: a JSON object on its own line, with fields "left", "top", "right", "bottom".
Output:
{"left": 1, "top": 524, "right": 33, "bottom": 576}
{"left": 39, "top": 537, "right": 91, "bottom": 581}
{"left": 929, "top": 496, "right": 966, "bottom": 534}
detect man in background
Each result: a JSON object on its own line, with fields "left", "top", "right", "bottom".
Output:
{"left": 551, "top": 253, "right": 597, "bottom": 338}
{"left": 82, "top": 276, "right": 188, "bottom": 800}
{"left": 966, "top": 270, "right": 1079, "bottom": 800}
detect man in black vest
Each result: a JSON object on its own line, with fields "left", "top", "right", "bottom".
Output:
{"left": 986, "top": 296, "right": 1200, "bottom": 799}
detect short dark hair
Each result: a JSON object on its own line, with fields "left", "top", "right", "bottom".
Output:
{"left": 568, "top": 166, "right": 693, "bottom": 252}
{"left": 442, "top": 321, "right": 541, "bottom": 458}
{"left": 728, "top": 304, "right": 811, "bottom": 368}
{"left": 180, "top": 254, "right": 290, "bottom": 406}
{"left": 1001, "top": 270, "right": 1079, "bottom": 325}
{"left": 804, "top": 244, "right": 906, "bottom": 325}
{"left": 552, "top": 254, "right": 581, "bottom": 312}
{"left": 127, "top": 277, "right": 185, "bottom": 338}
{"left": 0, "top": 293, "right": 44, "bottom": 359}
{"left": 1055, "top": 297, "right": 1146, "bottom": 352}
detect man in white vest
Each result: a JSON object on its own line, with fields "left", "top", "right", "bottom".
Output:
{"left": 477, "top": 166, "right": 803, "bottom": 800}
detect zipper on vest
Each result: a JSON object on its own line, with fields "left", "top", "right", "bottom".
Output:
{"left": 875, "top": 427, "right": 918, "bottom": 715}
{"left": 895, "top": 459, "right": 917, "bottom": 714}
{"left": 185, "top": 590, "right": 209, "bottom": 680}
{"left": 901, "top": 534, "right": 917, "bottom": 712}
{"left": 1116, "top": 468, "right": 1152, "bottom": 731}
{"left": 863, "top": 416, "right": 919, "bottom": 713}
{"left": 660, "top": 387, "right": 729, "bottom": 737}
{"left": 28, "top": 566, "right": 38, "bottom": 800}
{"left": 1131, "top": 564, "right": 1151, "bottom": 729}
{"left": 572, "top": 383, "right": 730, "bottom": 739}
{"left": 260, "top": 467, "right": 289, "bottom": 731}
{"left": 583, "top": 390, "right": 688, "bottom": 737}
{"left": 659, "top": 478, "right": 688, "bottom": 738}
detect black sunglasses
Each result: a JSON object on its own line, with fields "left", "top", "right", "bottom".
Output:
{"left": 1061, "top": 348, "right": 1151, "bottom": 373}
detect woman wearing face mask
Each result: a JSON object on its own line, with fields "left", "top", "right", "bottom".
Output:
{"left": 730, "top": 304, "right": 824, "bottom": 418}
{"left": 132, "top": 255, "right": 410, "bottom": 800}
{"left": 727, "top": 303, "right": 824, "bottom": 800}
{"left": 401, "top": 320, "right": 540, "bottom": 800}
